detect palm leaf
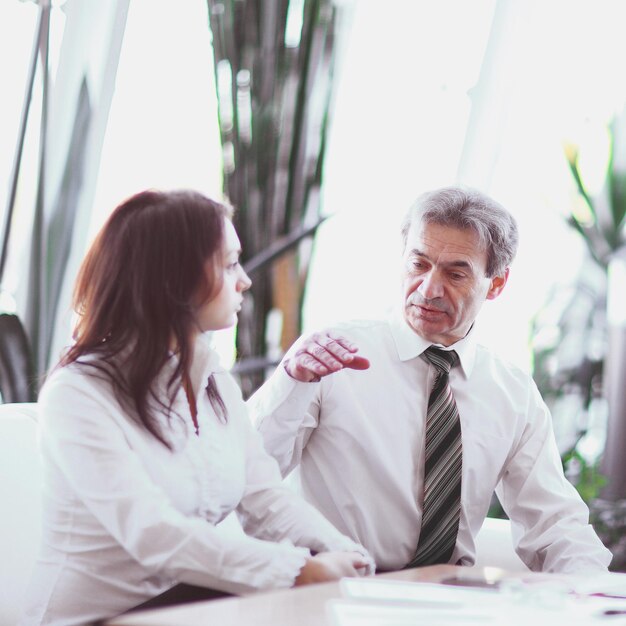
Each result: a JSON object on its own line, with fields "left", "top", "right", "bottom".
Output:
{"left": 608, "top": 112, "right": 626, "bottom": 237}
{"left": 566, "top": 154, "right": 597, "bottom": 224}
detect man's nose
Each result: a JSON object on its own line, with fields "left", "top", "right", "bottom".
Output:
{"left": 417, "top": 271, "right": 444, "bottom": 299}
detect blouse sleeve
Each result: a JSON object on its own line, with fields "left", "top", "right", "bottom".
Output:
{"left": 39, "top": 370, "right": 312, "bottom": 595}
{"left": 227, "top": 376, "right": 375, "bottom": 573}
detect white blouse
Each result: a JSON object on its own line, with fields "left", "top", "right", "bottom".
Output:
{"left": 21, "top": 334, "right": 372, "bottom": 626}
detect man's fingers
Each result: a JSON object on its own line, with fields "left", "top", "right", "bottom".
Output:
{"left": 299, "top": 338, "right": 369, "bottom": 374}
{"left": 284, "top": 356, "right": 323, "bottom": 382}
{"left": 326, "top": 331, "right": 359, "bottom": 354}
{"left": 285, "top": 331, "right": 369, "bottom": 382}
{"left": 319, "top": 338, "right": 359, "bottom": 365}
{"left": 344, "top": 355, "right": 370, "bottom": 370}
{"left": 309, "top": 332, "right": 360, "bottom": 365}
{"left": 294, "top": 347, "right": 335, "bottom": 372}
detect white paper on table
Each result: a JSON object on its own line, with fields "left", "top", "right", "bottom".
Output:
{"left": 340, "top": 578, "right": 499, "bottom": 606}
{"left": 333, "top": 578, "right": 506, "bottom": 625}
{"left": 568, "top": 571, "right": 626, "bottom": 598}
{"left": 328, "top": 597, "right": 626, "bottom": 626}
{"left": 327, "top": 599, "right": 504, "bottom": 626}
{"left": 332, "top": 577, "right": 626, "bottom": 625}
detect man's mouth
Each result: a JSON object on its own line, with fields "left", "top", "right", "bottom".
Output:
{"left": 416, "top": 304, "right": 446, "bottom": 318}
{"left": 408, "top": 298, "right": 448, "bottom": 319}
{"left": 420, "top": 303, "right": 442, "bottom": 312}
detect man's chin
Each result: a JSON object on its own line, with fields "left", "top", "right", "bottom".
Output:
{"left": 404, "top": 311, "right": 445, "bottom": 342}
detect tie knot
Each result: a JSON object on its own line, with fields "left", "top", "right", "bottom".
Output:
{"left": 423, "top": 346, "right": 458, "bottom": 373}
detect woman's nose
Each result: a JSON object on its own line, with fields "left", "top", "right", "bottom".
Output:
{"left": 238, "top": 268, "right": 252, "bottom": 292}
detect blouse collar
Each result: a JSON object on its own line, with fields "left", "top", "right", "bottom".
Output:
{"left": 164, "top": 332, "right": 225, "bottom": 395}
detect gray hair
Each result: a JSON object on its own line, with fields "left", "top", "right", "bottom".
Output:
{"left": 400, "top": 186, "right": 519, "bottom": 277}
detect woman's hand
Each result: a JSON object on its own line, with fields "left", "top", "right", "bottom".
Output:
{"left": 294, "top": 551, "right": 370, "bottom": 586}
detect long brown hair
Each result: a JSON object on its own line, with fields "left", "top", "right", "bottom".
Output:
{"left": 62, "top": 189, "right": 230, "bottom": 447}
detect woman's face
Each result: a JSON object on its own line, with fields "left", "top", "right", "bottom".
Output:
{"left": 193, "top": 218, "right": 251, "bottom": 333}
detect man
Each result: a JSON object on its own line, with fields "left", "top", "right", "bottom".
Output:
{"left": 248, "top": 186, "right": 612, "bottom": 573}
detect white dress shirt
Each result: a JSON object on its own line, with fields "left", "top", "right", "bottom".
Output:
{"left": 21, "top": 334, "right": 372, "bottom": 626}
{"left": 250, "top": 312, "right": 612, "bottom": 574}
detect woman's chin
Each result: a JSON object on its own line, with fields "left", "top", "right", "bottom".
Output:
{"left": 217, "top": 315, "right": 238, "bottom": 331}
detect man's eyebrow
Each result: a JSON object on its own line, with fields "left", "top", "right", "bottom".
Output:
{"left": 408, "top": 249, "right": 472, "bottom": 269}
{"left": 408, "top": 248, "right": 429, "bottom": 260}
{"left": 446, "top": 260, "right": 472, "bottom": 269}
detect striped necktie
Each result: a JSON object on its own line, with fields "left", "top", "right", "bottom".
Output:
{"left": 406, "top": 346, "right": 462, "bottom": 568}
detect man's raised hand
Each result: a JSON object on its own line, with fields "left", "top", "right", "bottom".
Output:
{"left": 284, "top": 331, "right": 370, "bottom": 383}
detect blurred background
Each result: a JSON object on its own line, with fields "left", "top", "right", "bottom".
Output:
{"left": 1, "top": 0, "right": 626, "bottom": 565}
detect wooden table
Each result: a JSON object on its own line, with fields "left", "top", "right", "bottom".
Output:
{"left": 105, "top": 564, "right": 545, "bottom": 626}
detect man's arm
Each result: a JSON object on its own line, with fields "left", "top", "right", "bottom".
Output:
{"left": 497, "top": 382, "right": 613, "bottom": 573}
{"left": 247, "top": 330, "right": 370, "bottom": 476}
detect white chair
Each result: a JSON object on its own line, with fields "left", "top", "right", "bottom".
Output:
{"left": 0, "top": 403, "right": 41, "bottom": 626}
{"left": 473, "top": 516, "right": 529, "bottom": 571}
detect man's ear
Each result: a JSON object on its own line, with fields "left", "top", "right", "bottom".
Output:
{"left": 486, "top": 267, "right": 509, "bottom": 301}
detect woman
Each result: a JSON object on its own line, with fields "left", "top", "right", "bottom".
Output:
{"left": 21, "top": 190, "right": 373, "bottom": 626}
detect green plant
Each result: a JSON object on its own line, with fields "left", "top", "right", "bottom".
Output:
{"left": 562, "top": 448, "right": 607, "bottom": 503}
{"left": 563, "top": 117, "right": 626, "bottom": 268}
{"left": 530, "top": 106, "right": 626, "bottom": 569}
{"left": 206, "top": 0, "right": 341, "bottom": 396}
{"left": 530, "top": 107, "right": 626, "bottom": 502}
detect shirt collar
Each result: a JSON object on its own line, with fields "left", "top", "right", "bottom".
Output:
{"left": 387, "top": 308, "right": 477, "bottom": 378}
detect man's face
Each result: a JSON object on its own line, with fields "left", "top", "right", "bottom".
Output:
{"left": 401, "top": 220, "right": 508, "bottom": 346}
